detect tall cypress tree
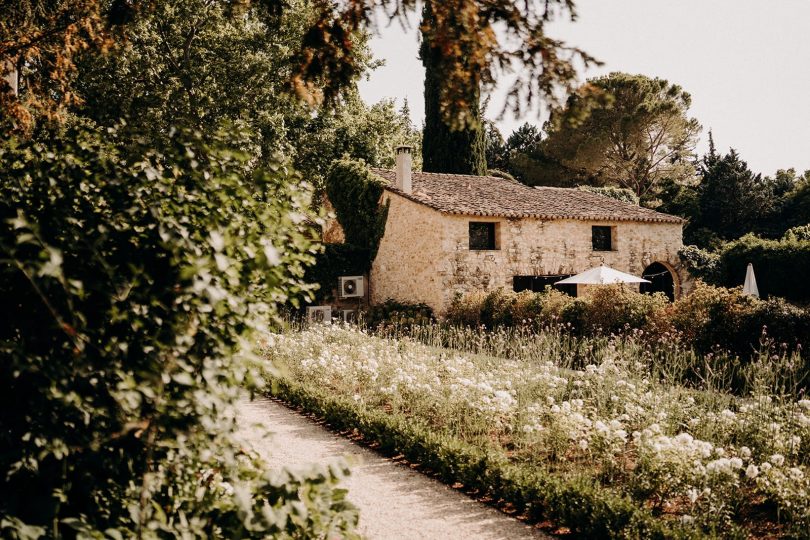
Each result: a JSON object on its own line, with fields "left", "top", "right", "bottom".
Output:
{"left": 420, "top": 1, "right": 487, "bottom": 175}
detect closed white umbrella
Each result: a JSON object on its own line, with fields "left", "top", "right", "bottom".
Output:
{"left": 742, "top": 263, "right": 759, "bottom": 298}
{"left": 555, "top": 264, "right": 650, "bottom": 285}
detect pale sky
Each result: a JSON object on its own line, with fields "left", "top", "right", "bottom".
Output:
{"left": 358, "top": 0, "right": 810, "bottom": 177}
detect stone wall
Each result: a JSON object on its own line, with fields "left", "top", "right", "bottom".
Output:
{"left": 370, "top": 192, "right": 447, "bottom": 309}
{"left": 370, "top": 191, "right": 687, "bottom": 314}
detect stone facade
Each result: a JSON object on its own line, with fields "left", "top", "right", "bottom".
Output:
{"left": 369, "top": 190, "right": 688, "bottom": 314}
{"left": 369, "top": 192, "right": 447, "bottom": 310}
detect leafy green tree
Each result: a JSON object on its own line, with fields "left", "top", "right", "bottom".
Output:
{"left": 291, "top": 95, "right": 422, "bottom": 192}
{"left": 541, "top": 73, "right": 701, "bottom": 200}
{"left": 484, "top": 120, "right": 509, "bottom": 172}
{"left": 506, "top": 123, "right": 543, "bottom": 156}
{"left": 0, "top": 0, "right": 137, "bottom": 127}
{"left": 781, "top": 175, "right": 810, "bottom": 229}
{"left": 759, "top": 168, "right": 810, "bottom": 237}
{"left": 5, "top": 0, "right": 597, "bottom": 135}
{"left": 74, "top": 0, "right": 375, "bottom": 166}
{"left": 73, "top": 0, "right": 419, "bottom": 192}
{"left": 0, "top": 124, "right": 361, "bottom": 538}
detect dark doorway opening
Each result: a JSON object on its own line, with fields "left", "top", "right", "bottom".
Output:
{"left": 513, "top": 275, "right": 577, "bottom": 297}
{"left": 640, "top": 262, "right": 675, "bottom": 301}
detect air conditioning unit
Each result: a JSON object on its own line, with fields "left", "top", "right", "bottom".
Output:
{"left": 306, "top": 306, "right": 332, "bottom": 324}
{"left": 338, "top": 276, "right": 364, "bottom": 299}
{"left": 339, "top": 309, "right": 358, "bottom": 324}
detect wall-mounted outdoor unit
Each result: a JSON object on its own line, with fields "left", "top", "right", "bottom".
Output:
{"left": 339, "top": 309, "right": 358, "bottom": 324}
{"left": 306, "top": 306, "right": 332, "bottom": 324}
{"left": 338, "top": 276, "right": 364, "bottom": 298}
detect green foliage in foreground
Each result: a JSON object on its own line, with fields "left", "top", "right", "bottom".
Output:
{"left": 0, "top": 126, "right": 359, "bottom": 538}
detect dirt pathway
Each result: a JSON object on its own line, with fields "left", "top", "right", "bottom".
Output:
{"left": 236, "top": 398, "right": 549, "bottom": 540}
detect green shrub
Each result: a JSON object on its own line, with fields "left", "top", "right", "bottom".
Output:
{"left": 0, "top": 126, "right": 358, "bottom": 537}
{"left": 716, "top": 234, "right": 810, "bottom": 302}
{"left": 446, "top": 287, "right": 576, "bottom": 330}
{"left": 656, "top": 283, "right": 758, "bottom": 353}
{"left": 783, "top": 224, "right": 810, "bottom": 242}
{"left": 445, "top": 290, "right": 487, "bottom": 327}
{"left": 365, "top": 299, "right": 435, "bottom": 328}
{"left": 742, "top": 297, "right": 810, "bottom": 350}
{"left": 444, "top": 283, "right": 809, "bottom": 365}
{"left": 679, "top": 245, "right": 721, "bottom": 283}
{"left": 578, "top": 286, "right": 669, "bottom": 335}
{"left": 480, "top": 288, "right": 517, "bottom": 327}
{"left": 657, "top": 282, "right": 810, "bottom": 361}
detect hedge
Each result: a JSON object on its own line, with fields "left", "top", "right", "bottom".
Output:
{"left": 269, "top": 379, "right": 719, "bottom": 539}
{"left": 444, "top": 284, "right": 810, "bottom": 362}
{"left": 716, "top": 234, "right": 810, "bottom": 302}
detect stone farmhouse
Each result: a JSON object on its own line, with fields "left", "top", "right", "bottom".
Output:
{"left": 327, "top": 147, "right": 688, "bottom": 315}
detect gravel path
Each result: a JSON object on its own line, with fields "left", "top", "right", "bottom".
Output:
{"left": 236, "top": 398, "right": 549, "bottom": 540}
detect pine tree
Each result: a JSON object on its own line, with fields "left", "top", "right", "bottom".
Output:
{"left": 419, "top": 1, "right": 487, "bottom": 175}
{"left": 697, "top": 144, "right": 772, "bottom": 239}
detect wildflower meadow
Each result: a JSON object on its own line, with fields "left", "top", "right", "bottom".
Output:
{"left": 263, "top": 323, "right": 810, "bottom": 538}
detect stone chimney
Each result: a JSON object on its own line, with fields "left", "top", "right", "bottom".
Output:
{"left": 395, "top": 145, "right": 412, "bottom": 193}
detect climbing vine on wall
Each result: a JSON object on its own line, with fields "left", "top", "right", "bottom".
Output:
{"left": 325, "top": 158, "right": 389, "bottom": 270}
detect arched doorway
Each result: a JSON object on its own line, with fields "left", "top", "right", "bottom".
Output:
{"left": 640, "top": 262, "right": 675, "bottom": 301}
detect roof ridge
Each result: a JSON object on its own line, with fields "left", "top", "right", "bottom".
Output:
{"left": 371, "top": 167, "right": 506, "bottom": 182}
{"left": 368, "top": 167, "right": 683, "bottom": 224}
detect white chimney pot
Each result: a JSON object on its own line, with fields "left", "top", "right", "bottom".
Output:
{"left": 395, "top": 145, "right": 412, "bottom": 194}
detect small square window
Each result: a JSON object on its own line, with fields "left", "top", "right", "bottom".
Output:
{"left": 592, "top": 226, "right": 614, "bottom": 251}
{"left": 469, "top": 222, "right": 497, "bottom": 250}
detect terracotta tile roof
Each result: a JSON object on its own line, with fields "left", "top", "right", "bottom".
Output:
{"left": 370, "top": 168, "right": 683, "bottom": 224}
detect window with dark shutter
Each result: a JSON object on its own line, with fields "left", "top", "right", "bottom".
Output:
{"left": 592, "top": 226, "right": 614, "bottom": 251}
{"left": 469, "top": 222, "right": 497, "bottom": 250}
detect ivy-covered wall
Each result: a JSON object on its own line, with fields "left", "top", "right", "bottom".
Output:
{"left": 311, "top": 159, "right": 389, "bottom": 302}
{"left": 325, "top": 159, "right": 389, "bottom": 265}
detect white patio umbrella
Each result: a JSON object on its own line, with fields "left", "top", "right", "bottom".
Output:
{"left": 742, "top": 263, "right": 760, "bottom": 298}
{"left": 555, "top": 264, "right": 650, "bottom": 285}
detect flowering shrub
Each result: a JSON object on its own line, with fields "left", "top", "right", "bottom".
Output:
{"left": 364, "top": 299, "right": 435, "bottom": 329}
{"left": 445, "top": 283, "right": 809, "bottom": 366}
{"left": 264, "top": 325, "right": 810, "bottom": 536}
